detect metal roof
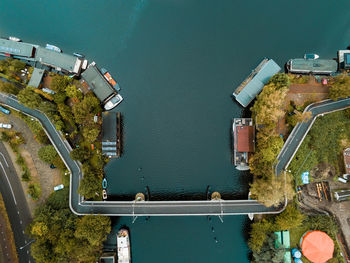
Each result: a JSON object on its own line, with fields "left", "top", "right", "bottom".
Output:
{"left": 28, "top": 67, "right": 45, "bottom": 88}
{"left": 35, "top": 47, "right": 81, "bottom": 73}
{"left": 233, "top": 59, "right": 281, "bottom": 107}
{"left": 102, "top": 112, "right": 117, "bottom": 142}
{"left": 236, "top": 125, "right": 254, "bottom": 152}
{"left": 345, "top": 53, "right": 350, "bottom": 67}
{"left": 0, "top": 38, "right": 35, "bottom": 57}
{"left": 289, "top": 59, "right": 337, "bottom": 74}
{"left": 81, "top": 63, "right": 115, "bottom": 102}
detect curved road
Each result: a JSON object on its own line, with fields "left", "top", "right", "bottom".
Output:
{"left": 0, "top": 141, "right": 34, "bottom": 263}
{"left": 2, "top": 92, "right": 349, "bottom": 216}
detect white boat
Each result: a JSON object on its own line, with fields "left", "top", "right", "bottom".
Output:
{"left": 8, "top": 36, "right": 21, "bottom": 42}
{"left": 104, "top": 94, "right": 123, "bottom": 111}
{"left": 248, "top": 192, "right": 254, "bottom": 221}
{"left": 304, "top": 53, "right": 319, "bottom": 60}
{"left": 117, "top": 229, "right": 131, "bottom": 263}
{"left": 45, "top": 44, "right": 62, "bottom": 53}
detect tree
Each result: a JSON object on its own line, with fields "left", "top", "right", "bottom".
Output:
{"left": 70, "top": 147, "right": 90, "bottom": 162}
{"left": 252, "top": 233, "right": 286, "bottom": 263}
{"left": 50, "top": 75, "right": 70, "bottom": 93}
{"left": 38, "top": 145, "right": 58, "bottom": 164}
{"left": 28, "top": 183, "right": 41, "bottom": 200}
{"left": 18, "top": 86, "right": 43, "bottom": 108}
{"left": 82, "top": 125, "right": 100, "bottom": 143}
{"left": 274, "top": 204, "right": 305, "bottom": 231}
{"left": 248, "top": 219, "right": 272, "bottom": 253}
{"left": 38, "top": 101, "right": 57, "bottom": 116}
{"left": 250, "top": 173, "right": 294, "bottom": 207}
{"left": 268, "top": 73, "right": 290, "bottom": 89}
{"left": 75, "top": 215, "right": 111, "bottom": 247}
{"left": 329, "top": 74, "right": 350, "bottom": 101}
{"left": 65, "top": 85, "right": 83, "bottom": 101}
{"left": 72, "top": 94, "right": 101, "bottom": 124}
{"left": 0, "top": 80, "right": 19, "bottom": 94}
{"left": 78, "top": 172, "right": 102, "bottom": 200}
{"left": 53, "top": 91, "right": 67, "bottom": 104}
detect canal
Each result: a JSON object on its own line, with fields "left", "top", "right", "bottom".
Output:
{"left": 1, "top": 0, "right": 350, "bottom": 261}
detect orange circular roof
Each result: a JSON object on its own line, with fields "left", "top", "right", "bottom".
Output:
{"left": 300, "top": 231, "right": 334, "bottom": 263}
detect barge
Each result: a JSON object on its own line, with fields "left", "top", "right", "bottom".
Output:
{"left": 117, "top": 229, "right": 131, "bottom": 263}
{"left": 101, "top": 68, "right": 121, "bottom": 91}
{"left": 233, "top": 118, "right": 255, "bottom": 171}
{"left": 286, "top": 58, "right": 337, "bottom": 75}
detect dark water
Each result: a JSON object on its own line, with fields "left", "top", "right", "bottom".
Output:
{"left": 1, "top": 0, "right": 350, "bottom": 262}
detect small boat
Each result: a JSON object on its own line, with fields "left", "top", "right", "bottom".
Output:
{"left": 248, "top": 192, "right": 254, "bottom": 221}
{"left": 304, "top": 53, "right": 319, "bottom": 60}
{"left": 102, "top": 178, "right": 107, "bottom": 189}
{"left": 73, "top": 52, "right": 85, "bottom": 58}
{"left": 102, "top": 189, "right": 107, "bottom": 200}
{"left": 104, "top": 94, "right": 123, "bottom": 111}
{"left": 8, "top": 36, "right": 21, "bottom": 42}
{"left": 101, "top": 68, "right": 121, "bottom": 91}
{"left": 45, "top": 44, "right": 62, "bottom": 53}
{"left": 117, "top": 229, "right": 131, "bottom": 263}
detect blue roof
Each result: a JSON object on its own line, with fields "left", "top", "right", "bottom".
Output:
{"left": 233, "top": 59, "right": 281, "bottom": 107}
{"left": 345, "top": 53, "right": 350, "bottom": 65}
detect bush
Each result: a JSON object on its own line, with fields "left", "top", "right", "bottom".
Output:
{"left": 28, "top": 183, "right": 41, "bottom": 200}
{"left": 21, "top": 168, "right": 31, "bottom": 182}
{"left": 38, "top": 145, "right": 58, "bottom": 164}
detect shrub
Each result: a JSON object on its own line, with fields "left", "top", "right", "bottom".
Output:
{"left": 28, "top": 183, "right": 41, "bottom": 200}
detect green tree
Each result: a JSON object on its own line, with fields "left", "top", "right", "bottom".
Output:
{"left": 50, "top": 75, "right": 71, "bottom": 93}
{"left": 248, "top": 219, "right": 272, "bottom": 253}
{"left": 82, "top": 125, "right": 100, "bottom": 143}
{"left": 18, "top": 86, "right": 43, "bottom": 108}
{"left": 39, "top": 101, "right": 57, "bottom": 116}
{"left": 28, "top": 183, "right": 41, "bottom": 200}
{"left": 53, "top": 91, "right": 67, "bottom": 104}
{"left": 0, "top": 80, "right": 20, "bottom": 94}
{"left": 70, "top": 147, "right": 90, "bottom": 162}
{"left": 268, "top": 73, "right": 290, "bottom": 89}
{"left": 65, "top": 85, "right": 83, "bottom": 100}
{"left": 274, "top": 204, "right": 305, "bottom": 231}
{"left": 38, "top": 145, "right": 58, "bottom": 164}
{"left": 78, "top": 172, "right": 102, "bottom": 200}
{"left": 75, "top": 215, "right": 111, "bottom": 247}
{"left": 72, "top": 94, "right": 101, "bottom": 124}
{"left": 329, "top": 74, "right": 350, "bottom": 101}
{"left": 252, "top": 233, "right": 286, "bottom": 263}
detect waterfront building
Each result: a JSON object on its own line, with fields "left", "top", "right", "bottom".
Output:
{"left": 232, "top": 118, "right": 255, "bottom": 171}
{"left": 337, "top": 50, "right": 350, "bottom": 70}
{"left": 34, "top": 46, "right": 82, "bottom": 74}
{"left": 102, "top": 111, "right": 121, "bottom": 158}
{"left": 81, "top": 62, "right": 123, "bottom": 110}
{"left": 274, "top": 230, "right": 292, "bottom": 263}
{"left": 286, "top": 58, "right": 338, "bottom": 75}
{"left": 100, "top": 252, "right": 116, "bottom": 263}
{"left": 0, "top": 38, "right": 37, "bottom": 58}
{"left": 27, "top": 67, "right": 45, "bottom": 88}
{"left": 233, "top": 58, "right": 281, "bottom": 107}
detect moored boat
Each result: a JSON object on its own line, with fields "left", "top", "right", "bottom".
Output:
{"left": 73, "top": 52, "right": 85, "bottom": 58}
{"left": 102, "top": 178, "right": 107, "bottom": 189}
{"left": 304, "top": 53, "right": 319, "bottom": 60}
{"left": 101, "top": 68, "right": 121, "bottom": 91}
{"left": 46, "top": 43, "right": 62, "bottom": 53}
{"left": 104, "top": 94, "right": 123, "bottom": 111}
{"left": 117, "top": 229, "right": 131, "bottom": 263}
{"left": 8, "top": 36, "right": 21, "bottom": 42}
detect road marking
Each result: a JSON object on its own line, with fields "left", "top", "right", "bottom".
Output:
{"left": 0, "top": 152, "right": 8, "bottom": 167}
{"left": 0, "top": 161, "right": 17, "bottom": 205}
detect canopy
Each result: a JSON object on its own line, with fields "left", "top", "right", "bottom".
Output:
{"left": 300, "top": 231, "right": 334, "bottom": 263}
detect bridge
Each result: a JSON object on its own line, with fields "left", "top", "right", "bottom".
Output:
{"left": 1, "top": 92, "right": 350, "bottom": 216}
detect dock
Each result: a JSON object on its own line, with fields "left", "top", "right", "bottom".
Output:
{"left": 286, "top": 58, "right": 338, "bottom": 75}
{"left": 102, "top": 112, "right": 121, "bottom": 158}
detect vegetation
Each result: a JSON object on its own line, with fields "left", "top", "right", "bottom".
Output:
{"left": 28, "top": 183, "right": 42, "bottom": 200}
{"left": 70, "top": 147, "right": 90, "bottom": 162}
{"left": 18, "top": 86, "right": 43, "bottom": 108}
{"left": 329, "top": 74, "right": 350, "bottom": 101}
{"left": 249, "top": 73, "right": 294, "bottom": 206}
{"left": 0, "top": 57, "right": 27, "bottom": 83}
{"left": 0, "top": 79, "right": 20, "bottom": 94}
{"left": 28, "top": 189, "right": 111, "bottom": 263}
{"left": 252, "top": 233, "right": 286, "bottom": 263}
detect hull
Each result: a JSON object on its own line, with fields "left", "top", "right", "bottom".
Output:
{"left": 117, "top": 229, "right": 131, "bottom": 263}
{"left": 233, "top": 118, "right": 254, "bottom": 171}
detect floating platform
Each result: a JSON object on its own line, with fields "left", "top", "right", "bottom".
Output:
{"left": 286, "top": 58, "right": 338, "bottom": 75}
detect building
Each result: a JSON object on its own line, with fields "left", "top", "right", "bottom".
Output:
{"left": 102, "top": 112, "right": 121, "bottom": 158}
{"left": 34, "top": 46, "right": 82, "bottom": 74}
{"left": 343, "top": 148, "right": 350, "bottom": 174}
{"left": 337, "top": 50, "right": 350, "bottom": 70}
{"left": 233, "top": 58, "right": 281, "bottom": 107}
{"left": 334, "top": 190, "right": 350, "bottom": 201}
{"left": 0, "top": 38, "right": 37, "bottom": 58}
{"left": 274, "top": 230, "right": 292, "bottom": 263}
{"left": 100, "top": 252, "right": 116, "bottom": 263}
{"left": 27, "top": 68, "right": 45, "bottom": 88}
{"left": 286, "top": 58, "right": 338, "bottom": 75}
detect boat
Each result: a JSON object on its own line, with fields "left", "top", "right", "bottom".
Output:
{"left": 117, "top": 229, "right": 131, "bottom": 263}
{"left": 45, "top": 44, "right": 62, "bottom": 53}
{"left": 304, "top": 53, "right": 319, "bottom": 60}
{"left": 73, "top": 52, "right": 85, "bottom": 58}
{"left": 233, "top": 118, "right": 255, "bottom": 171}
{"left": 102, "top": 178, "right": 107, "bottom": 189}
{"left": 248, "top": 192, "right": 254, "bottom": 221}
{"left": 8, "top": 36, "right": 21, "bottom": 42}
{"left": 101, "top": 68, "right": 121, "bottom": 91}
{"left": 104, "top": 94, "right": 123, "bottom": 111}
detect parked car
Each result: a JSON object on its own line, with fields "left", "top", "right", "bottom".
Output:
{"left": 0, "top": 123, "right": 12, "bottom": 129}
{"left": 54, "top": 184, "right": 64, "bottom": 191}
{"left": 0, "top": 106, "right": 10, "bottom": 115}
{"left": 102, "top": 190, "right": 107, "bottom": 200}
{"left": 338, "top": 177, "right": 347, "bottom": 184}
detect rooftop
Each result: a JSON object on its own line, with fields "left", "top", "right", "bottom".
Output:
{"left": 289, "top": 59, "right": 338, "bottom": 74}
{"left": 233, "top": 59, "right": 281, "bottom": 107}
{"left": 81, "top": 63, "right": 115, "bottom": 102}
{"left": 35, "top": 46, "right": 82, "bottom": 74}
{"left": 236, "top": 125, "right": 254, "bottom": 152}
{"left": 344, "top": 148, "right": 350, "bottom": 174}
{"left": 102, "top": 112, "right": 117, "bottom": 142}
{"left": 0, "top": 38, "right": 36, "bottom": 57}
{"left": 28, "top": 67, "right": 45, "bottom": 88}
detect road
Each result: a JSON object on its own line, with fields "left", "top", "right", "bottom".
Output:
{"left": 0, "top": 92, "right": 286, "bottom": 216}
{"left": 0, "top": 141, "right": 34, "bottom": 263}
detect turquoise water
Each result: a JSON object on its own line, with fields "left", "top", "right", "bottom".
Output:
{"left": 1, "top": 0, "right": 350, "bottom": 262}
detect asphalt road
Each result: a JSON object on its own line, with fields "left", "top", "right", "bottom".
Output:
{"left": 0, "top": 141, "right": 34, "bottom": 263}
{"left": 0, "top": 92, "right": 285, "bottom": 216}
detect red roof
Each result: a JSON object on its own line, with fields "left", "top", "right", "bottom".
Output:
{"left": 300, "top": 231, "right": 334, "bottom": 263}
{"left": 237, "top": 126, "right": 254, "bottom": 152}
